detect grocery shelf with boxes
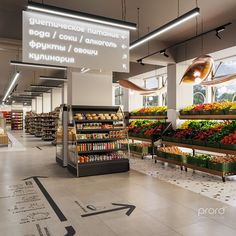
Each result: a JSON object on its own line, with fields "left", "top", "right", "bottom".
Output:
{"left": 0, "top": 115, "right": 9, "bottom": 147}
{"left": 11, "top": 110, "right": 23, "bottom": 130}
{"left": 67, "top": 105, "right": 129, "bottom": 177}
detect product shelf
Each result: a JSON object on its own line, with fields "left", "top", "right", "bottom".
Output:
{"left": 75, "top": 119, "right": 123, "bottom": 123}
{"left": 162, "top": 141, "right": 236, "bottom": 155}
{"left": 76, "top": 128, "right": 124, "bottom": 132}
{"left": 77, "top": 138, "right": 125, "bottom": 143}
{"left": 129, "top": 116, "right": 167, "bottom": 120}
{"left": 129, "top": 136, "right": 153, "bottom": 143}
{"left": 67, "top": 105, "right": 129, "bottom": 177}
{"left": 179, "top": 115, "right": 236, "bottom": 120}
{"left": 77, "top": 148, "right": 126, "bottom": 155}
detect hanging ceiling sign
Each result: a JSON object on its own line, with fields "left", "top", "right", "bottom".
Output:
{"left": 22, "top": 11, "right": 129, "bottom": 72}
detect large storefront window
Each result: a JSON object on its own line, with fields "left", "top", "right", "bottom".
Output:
{"left": 214, "top": 59, "right": 236, "bottom": 102}
{"left": 143, "top": 77, "right": 159, "bottom": 106}
{"left": 142, "top": 75, "right": 167, "bottom": 106}
{"left": 193, "top": 85, "right": 206, "bottom": 104}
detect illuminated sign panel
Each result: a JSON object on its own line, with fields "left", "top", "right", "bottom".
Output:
{"left": 23, "top": 11, "right": 129, "bottom": 72}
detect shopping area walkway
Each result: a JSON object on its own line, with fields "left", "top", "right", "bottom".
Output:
{"left": 0, "top": 132, "right": 236, "bottom": 236}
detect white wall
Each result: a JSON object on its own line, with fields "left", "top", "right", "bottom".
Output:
{"left": 36, "top": 96, "right": 42, "bottom": 113}
{"left": 71, "top": 71, "right": 113, "bottom": 106}
{"left": 0, "top": 105, "right": 11, "bottom": 111}
{"left": 52, "top": 88, "right": 62, "bottom": 110}
{"left": 43, "top": 93, "right": 51, "bottom": 113}
{"left": 31, "top": 99, "right": 36, "bottom": 112}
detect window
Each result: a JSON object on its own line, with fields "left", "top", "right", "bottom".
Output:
{"left": 143, "top": 95, "right": 159, "bottom": 106}
{"left": 213, "top": 59, "right": 236, "bottom": 102}
{"left": 114, "top": 86, "right": 123, "bottom": 105}
{"left": 193, "top": 85, "right": 206, "bottom": 104}
{"left": 143, "top": 77, "right": 159, "bottom": 106}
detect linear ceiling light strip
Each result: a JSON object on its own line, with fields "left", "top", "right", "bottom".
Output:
{"left": 39, "top": 76, "right": 67, "bottom": 81}
{"left": 10, "top": 61, "right": 67, "bottom": 70}
{"left": 27, "top": 2, "right": 136, "bottom": 30}
{"left": 2, "top": 72, "right": 20, "bottom": 102}
{"left": 137, "top": 22, "right": 231, "bottom": 62}
{"left": 30, "top": 85, "right": 59, "bottom": 89}
{"left": 130, "top": 7, "right": 200, "bottom": 50}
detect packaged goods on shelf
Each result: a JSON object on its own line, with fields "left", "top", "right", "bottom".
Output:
{"left": 11, "top": 110, "right": 23, "bottom": 130}
{"left": 78, "top": 153, "right": 125, "bottom": 163}
{"left": 76, "top": 141, "right": 125, "bottom": 152}
{"left": 67, "top": 105, "right": 129, "bottom": 177}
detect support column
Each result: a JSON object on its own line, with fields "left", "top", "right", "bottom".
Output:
{"left": 42, "top": 93, "right": 51, "bottom": 113}
{"left": 51, "top": 88, "right": 62, "bottom": 110}
{"left": 69, "top": 70, "right": 113, "bottom": 106}
{"left": 167, "top": 63, "right": 193, "bottom": 128}
{"left": 36, "top": 96, "right": 42, "bottom": 114}
{"left": 32, "top": 99, "right": 36, "bottom": 112}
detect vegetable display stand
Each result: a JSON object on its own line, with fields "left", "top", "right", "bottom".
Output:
{"left": 68, "top": 105, "right": 129, "bottom": 177}
{"left": 161, "top": 141, "right": 236, "bottom": 181}
{"left": 179, "top": 115, "right": 236, "bottom": 120}
{"left": 128, "top": 113, "right": 171, "bottom": 159}
{"left": 129, "top": 115, "right": 167, "bottom": 120}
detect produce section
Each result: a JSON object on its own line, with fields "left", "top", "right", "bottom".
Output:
{"left": 159, "top": 116, "right": 236, "bottom": 181}
{"left": 179, "top": 101, "right": 236, "bottom": 119}
{"left": 128, "top": 119, "right": 171, "bottom": 158}
{"left": 130, "top": 106, "right": 167, "bottom": 119}
{"left": 163, "top": 120, "right": 236, "bottom": 150}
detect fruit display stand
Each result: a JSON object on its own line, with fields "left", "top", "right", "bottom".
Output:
{"left": 67, "top": 105, "right": 129, "bottom": 177}
{"left": 128, "top": 117, "right": 171, "bottom": 159}
{"left": 156, "top": 145, "right": 236, "bottom": 182}
{"left": 157, "top": 113, "right": 236, "bottom": 182}
{"left": 179, "top": 115, "right": 236, "bottom": 120}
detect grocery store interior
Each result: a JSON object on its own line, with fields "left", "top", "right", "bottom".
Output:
{"left": 1, "top": 0, "right": 236, "bottom": 235}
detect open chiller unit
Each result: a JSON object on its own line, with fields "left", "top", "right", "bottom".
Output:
{"left": 67, "top": 105, "right": 130, "bottom": 177}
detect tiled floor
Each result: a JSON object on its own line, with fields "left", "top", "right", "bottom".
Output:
{"left": 0, "top": 132, "right": 236, "bottom": 236}
{"left": 130, "top": 157, "right": 236, "bottom": 207}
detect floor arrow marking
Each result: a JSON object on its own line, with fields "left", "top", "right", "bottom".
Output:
{"left": 81, "top": 203, "right": 136, "bottom": 217}
{"left": 64, "top": 226, "right": 76, "bottom": 236}
{"left": 24, "top": 176, "right": 67, "bottom": 222}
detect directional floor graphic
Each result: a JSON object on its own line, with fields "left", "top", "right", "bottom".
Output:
{"left": 0, "top": 176, "right": 136, "bottom": 236}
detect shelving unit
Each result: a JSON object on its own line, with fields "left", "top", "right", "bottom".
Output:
{"left": 42, "top": 114, "right": 57, "bottom": 141}
{"left": 0, "top": 117, "right": 9, "bottom": 147}
{"left": 11, "top": 110, "right": 23, "bottom": 130}
{"left": 68, "top": 105, "right": 129, "bottom": 177}
{"left": 129, "top": 115, "right": 167, "bottom": 120}
{"left": 128, "top": 113, "right": 169, "bottom": 158}
{"left": 29, "top": 114, "right": 36, "bottom": 135}
{"left": 2, "top": 111, "right": 12, "bottom": 129}
{"left": 25, "top": 112, "right": 31, "bottom": 133}
{"left": 157, "top": 114, "right": 236, "bottom": 182}
{"left": 179, "top": 114, "right": 236, "bottom": 120}
{"left": 35, "top": 115, "right": 43, "bottom": 137}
